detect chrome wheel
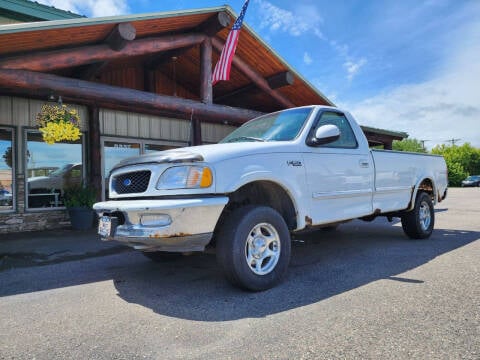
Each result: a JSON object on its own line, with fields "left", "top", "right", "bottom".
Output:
{"left": 419, "top": 201, "right": 431, "bottom": 231}
{"left": 245, "top": 222, "right": 281, "bottom": 276}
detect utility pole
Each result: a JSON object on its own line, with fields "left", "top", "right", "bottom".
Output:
{"left": 420, "top": 139, "right": 430, "bottom": 151}
{"left": 445, "top": 138, "right": 461, "bottom": 146}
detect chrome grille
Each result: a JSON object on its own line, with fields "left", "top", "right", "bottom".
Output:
{"left": 113, "top": 171, "right": 151, "bottom": 194}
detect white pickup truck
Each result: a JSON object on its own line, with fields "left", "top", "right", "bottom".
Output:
{"left": 94, "top": 106, "right": 448, "bottom": 291}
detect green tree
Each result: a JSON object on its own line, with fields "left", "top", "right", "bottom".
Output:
{"left": 431, "top": 143, "right": 480, "bottom": 186}
{"left": 392, "top": 138, "right": 427, "bottom": 153}
{"left": 2, "top": 147, "right": 12, "bottom": 168}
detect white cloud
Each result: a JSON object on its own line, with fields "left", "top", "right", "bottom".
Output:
{"left": 254, "top": 0, "right": 324, "bottom": 39}
{"left": 303, "top": 52, "right": 313, "bottom": 65}
{"left": 344, "top": 58, "right": 367, "bottom": 81}
{"left": 36, "top": 0, "right": 129, "bottom": 17}
{"left": 344, "top": 23, "right": 480, "bottom": 149}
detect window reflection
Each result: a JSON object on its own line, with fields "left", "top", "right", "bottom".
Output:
{"left": 26, "top": 131, "right": 82, "bottom": 208}
{"left": 0, "top": 128, "right": 14, "bottom": 211}
{"left": 103, "top": 141, "right": 141, "bottom": 199}
{"left": 144, "top": 144, "right": 176, "bottom": 153}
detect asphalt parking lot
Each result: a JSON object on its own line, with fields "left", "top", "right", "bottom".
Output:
{"left": 0, "top": 188, "right": 478, "bottom": 359}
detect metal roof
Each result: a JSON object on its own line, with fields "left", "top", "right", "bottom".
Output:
{"left": 361, "top": 125, "right": 408, "bottom": 139}
{"left": 0, "top": 0, "right": 84, "bottom": 21}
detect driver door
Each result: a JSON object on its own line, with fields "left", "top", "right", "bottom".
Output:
{"left": 303, "top": 110, "right": 374, "bottom": 225}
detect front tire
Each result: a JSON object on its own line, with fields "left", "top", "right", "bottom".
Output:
{"left": 401, "top": 191, "right": 434, "bottom": 239}
{"left": 216, "top": 205, "right": 291, "bottom": 291}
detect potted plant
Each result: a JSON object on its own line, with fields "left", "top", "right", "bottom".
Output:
{"left": 63, "top": 184, "right": 97, "bottom": 230}
{"left": 36, "top": 103, "right": 82, "bottom": 145}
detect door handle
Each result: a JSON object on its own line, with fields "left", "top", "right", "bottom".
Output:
{"left": 359, "top": 159, "right": 370, "bottom": 168}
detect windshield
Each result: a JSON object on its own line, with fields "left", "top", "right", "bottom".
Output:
{"left": 466, "top": 176, "right": 480, "bottom": 181}
{"left": 220, "top": 107, "right": 313, "bottom": 143}
{"left": 49, "top": 164, "right": 74, "bottom": 176}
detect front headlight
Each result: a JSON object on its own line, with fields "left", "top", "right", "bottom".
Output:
{"left": 156, "top": 166, "right": 213, "bottom": 190}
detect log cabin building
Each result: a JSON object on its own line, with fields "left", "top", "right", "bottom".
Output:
{"left": 0, "top": 1, "right": 406, "bottom": 233}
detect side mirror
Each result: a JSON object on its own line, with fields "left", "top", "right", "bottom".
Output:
{"left": 309, "top": 124, "right": 340, "bottom": 146}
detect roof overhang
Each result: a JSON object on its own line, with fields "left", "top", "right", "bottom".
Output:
{"left": 0, "top": 6, "right": 333, "bottom": 112}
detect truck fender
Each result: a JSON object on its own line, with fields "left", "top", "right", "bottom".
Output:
{"left": 408, "top": 177, "right": 436, "bottom": 211}
{"left": 225, "top": 171, "right": 305, "bottom": 230}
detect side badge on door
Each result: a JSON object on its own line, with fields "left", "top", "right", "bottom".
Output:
{"left": 287, "top": 160, "right": 302, "bottom": 167}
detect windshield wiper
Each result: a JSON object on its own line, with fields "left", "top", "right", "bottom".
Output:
{"left": 226, "top": 136, "right": 266, "bottom": 143}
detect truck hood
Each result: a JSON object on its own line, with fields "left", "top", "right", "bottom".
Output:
{"left": 112, "top": 142, "right": 298, "bottom": 171}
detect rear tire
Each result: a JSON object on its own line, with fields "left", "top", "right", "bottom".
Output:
{"left": 216, "top": 205, "right": 291, "bottom": 291}
{"left": 401, "top": 191, "right": 434, "bottom": 239}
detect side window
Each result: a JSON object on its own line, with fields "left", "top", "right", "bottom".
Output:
{"left": 315, "top": 112, "right": 358, "bottom": 148}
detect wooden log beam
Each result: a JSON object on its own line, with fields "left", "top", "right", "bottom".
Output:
{"left": 106, "top": 23, "right": 136, "bottom": 51}
{"left": 0, "top": 68, "right": 262, "bottom": 125}
{"left": 196, "top": 11, "right": 231, "bottom": 37}
{"left": 267, "top": 71, "right": 295, "bottom": 89}
{"left": 215, "top": 71, "right": 294, "bottom": 103}
{"left": 200, "top": 38, "right": 213, "bottom": 104}
{"left": 211, "top": 37, "right": 295, "bottom": 108}
{"left": 76, "top": 23, "right": 136, "bottom": 80}
{"left": 0, "top": 33, "right": 207, "bottom": 72}
{"left": 144, "top": 12, "right": 230, "bottom": 70}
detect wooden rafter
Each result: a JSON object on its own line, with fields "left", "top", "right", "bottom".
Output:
{"left": 211, "top": 37, "right": 295, "bottom": 108}
{"left": 215, "top": 71, "right": 294, "bottom": 103}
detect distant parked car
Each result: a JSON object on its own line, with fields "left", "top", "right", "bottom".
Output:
{"left": 0, "top": 189, "right": 12, "bottom": 206}
{"left": 461, "top": 175, "right": 480, "bottom": 187}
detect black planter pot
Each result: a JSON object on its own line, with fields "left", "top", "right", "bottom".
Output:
{"left": 67, "top": 207, "right": 95, "bottom": 230}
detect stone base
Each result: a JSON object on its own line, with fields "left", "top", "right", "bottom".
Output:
{"left": 0, "top": 211, "right": 71, "bottom": 233}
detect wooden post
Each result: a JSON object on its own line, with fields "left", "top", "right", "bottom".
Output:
{"left": 200, "top": 38, "right": 213, "bottom": 104}
{"left": 87, "top": 105, "right": 102, "bottom": 201}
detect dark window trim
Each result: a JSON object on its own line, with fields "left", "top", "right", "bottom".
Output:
{"left": 0, "top": 125, "right": 16, "bottom": 213}
{"left": 305, "top": 109, "right": 359, "bottom": 149}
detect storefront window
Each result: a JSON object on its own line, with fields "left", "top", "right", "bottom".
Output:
{"left": 0, "top": 127, "right": 14, "bottom": 211}
{"left": 103, "top": 141, "right": 141, "bottom": 179}
{"left": 144, "top": 143, "right": 177, "bottom": 153}
{"left": 26, "top": 131, "right": 83, "bottom": 209}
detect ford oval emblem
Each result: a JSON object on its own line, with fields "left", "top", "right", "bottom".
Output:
{"left": 123, "top": 178, "right": 132, "bottom": 186}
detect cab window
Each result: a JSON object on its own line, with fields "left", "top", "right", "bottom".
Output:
{"left": 314, "top": 112, "right": 358, "bottom": 148}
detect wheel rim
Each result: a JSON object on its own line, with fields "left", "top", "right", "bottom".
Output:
{"left": 419, "top": 201, "right": 431, "bottom": 231}
{"left": 244, "top": 222, "right": 281, "bottom": 276}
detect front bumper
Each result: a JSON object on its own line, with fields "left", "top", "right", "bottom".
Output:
{"left": 93, "top": 197, "right": 229, "bottom": 252}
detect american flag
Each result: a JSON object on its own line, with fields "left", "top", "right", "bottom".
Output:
{"left": 212, "top": 0, "right": 250, "bottom": 85}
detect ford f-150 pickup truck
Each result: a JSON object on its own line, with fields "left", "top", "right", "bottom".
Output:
{"left": 94, "top": 106, "right": 448, "bottom": 291}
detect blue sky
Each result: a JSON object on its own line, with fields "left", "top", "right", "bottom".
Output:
{"left": 37, "top": 0, "right": 480, "bottom": 149}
